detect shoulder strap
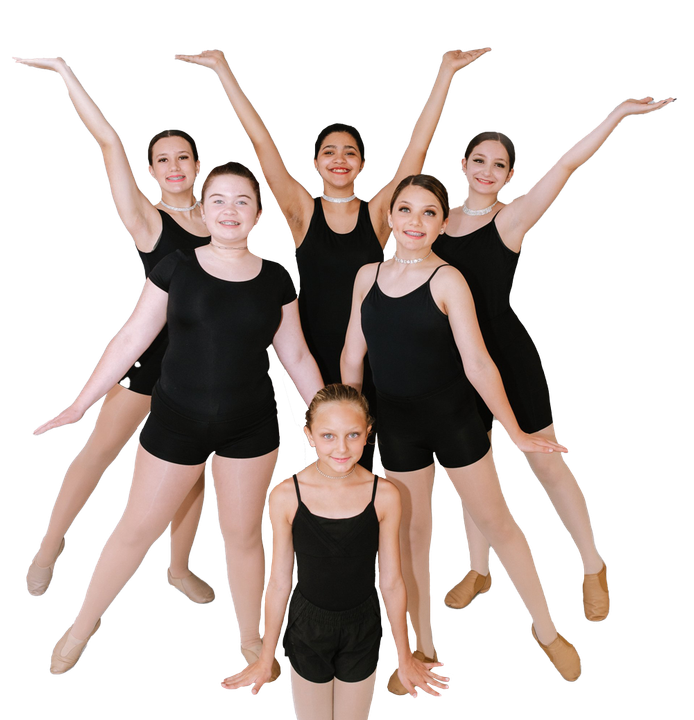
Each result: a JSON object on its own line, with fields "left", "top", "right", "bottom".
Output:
{"left": 371, "top": 474, "right": 379, "bottom": 503}
{"left": 292, "top": 474, "right": 302, "bottom": 503}
{"left": 374, "top": 262, "right": 384, "bottom": 281}
{"left": 427, "top": 264, "right": 451, "bottom": 282}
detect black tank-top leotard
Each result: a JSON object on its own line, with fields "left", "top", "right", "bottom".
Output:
{"left": 120, "top": 209, "right": 210, "bottom": 395}
{"left": 432, "top": 213, "right": 552, "bottom": 434}
{"left": 361, "top": 263, "right": 489, "bottom": 472}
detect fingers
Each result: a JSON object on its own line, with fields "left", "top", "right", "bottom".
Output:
{"left": 33, "top": 416, "right": 66, "bottom": 435}
{"left": 220, "top": 672, "right": 251, "bottom": 689}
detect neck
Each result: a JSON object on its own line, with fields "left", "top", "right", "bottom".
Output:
{"left": 208, "top": 237, "right": 250, "bottom": 256}
{"left": 160, "top": 190, "right": 198, "bottom": 212}
{"left": 322, "top": 182, "right": 356, "bottom": 200}
{"left": 464, "top": 190, "right": 499, "bottom": 211}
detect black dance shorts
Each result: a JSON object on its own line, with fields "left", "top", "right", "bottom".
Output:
{"left": 283, "top": 588, "right": 382, "bottom": 684}
{"left": 377, "top": 373, "right": 490, "bottom": 473}
{"left": 139, "top": 385, "right": 279, "bottom": 465}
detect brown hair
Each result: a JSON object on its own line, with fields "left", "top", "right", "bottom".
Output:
{"left": 305, "top": 384, "right": 373, "bottom": 429}
{"left": 389, "top": 174, "right": 450, "bottom": 220}
{"left": 201, "top": 161, "right": 262, "bottom": 211}
{"left": 464, "top": 131, "right": 516, "bottom": 170}
{"left": 147, "top": 130, "right": 199, "bottom": 166}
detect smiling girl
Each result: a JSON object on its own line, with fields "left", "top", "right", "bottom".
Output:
{"left": 222, "top": 384, "right": 449, "bottom": 719}
{"left": 342, "top": 175, "right": 580, "bottom": 683}
{"left": 35, "top": 163, "right": 323, "bottom": 675}
{"left": 15, "top": 56, "right": 214, "bottom": 604}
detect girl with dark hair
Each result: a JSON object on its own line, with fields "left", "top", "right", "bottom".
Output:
{"left": 432, "top": 97, "right": 674, "bottom": 619}
{"left": 15, "top": 57, "right": 214, "bottom": 603}
{"left": 174, "top": 47, "right": 490, "bottom": 472}
{"left": 35, "top": 163, "right": 324, "bottom": 675}
{"left": 342, "top": 175, "right": 580, "bottom": 683}
{"left": 222, "top": 384, "right": 449, "bottom": 719}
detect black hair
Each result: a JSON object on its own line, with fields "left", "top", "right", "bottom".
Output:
{"left": 314, "top": 123, "right": 365, "bottom": 160}
{"left": 147, "top": 130, "right": 199, "bottom": 166}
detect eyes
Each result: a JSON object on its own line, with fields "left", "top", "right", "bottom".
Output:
{"left": 396, "top": 205, "right": 437, "bottom": 217}
{"left": 321, "top": 432, "right": 361, "bottom": 440}
{"left": 157, "top": 154, "right": 191, "bottom": 163}
{"left": 472, "top": 158, "right": 506, "bottom": 169}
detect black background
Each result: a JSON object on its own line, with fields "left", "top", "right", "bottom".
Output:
{"left": 13, "top": 33, "right": 680, "bottom": 718}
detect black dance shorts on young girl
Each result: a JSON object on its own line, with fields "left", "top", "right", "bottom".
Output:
{"left": 283, "top": 589, "right": 382, "bottom": 684}
{"left": 139, "top": 385, "right": 280, "bottom": 465}
{"left": 376, "top": 373, "right": 491, "bottom": 473}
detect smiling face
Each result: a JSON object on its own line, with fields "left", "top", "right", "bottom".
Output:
{"left": 200, "top": 174, "right": 261, "bottom": 243}
{"left": 462, "top": 139, "right": 514, "bottom": 195}
{"left": 314, "top": 132, "right": 365, "bottom": 190}
{"left": 388, "top": 184, "right": 448, "bottom": 254}
{"left": 304, "top": 400, "right": 371, "bottom": 475}
{"left": 148, "top": 136, "right": 200, "bottom": 194}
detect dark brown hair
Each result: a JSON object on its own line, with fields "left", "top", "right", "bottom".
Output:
{"left": 201, "top": 162, "right": 262, "bottom": 211}
{"left": 389, "top": 174, "right": 450, "bottom": 220}
{"left": 314, "top": 123, "right": 365, "bottom": 160}
{"left": 464, "top": 131, "right": 515, "bottom": 170}
{"left": 305, "top": 384, "right": 373, "bottom": 429}
{"left": 147, "top": 130, "right": 199, "bottom": 166}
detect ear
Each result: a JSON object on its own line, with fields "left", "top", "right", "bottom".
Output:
{"left": 505, "top": 168, "right": 514, "bottom": 184}
{"left": 387, "top": 211, "right": 393, "bottom": 229}
{"left": 303, "top": 426, "right": 315, "bottom": 447}
{"left": 439, "top": 217, "right": 449, "bottom": 235}
{"left": 461, "top": 157, "right": 468, "bottom": 173}
{"left": 148, "top": 165, "right": 155, "bottom": 178}
{"left": 195, "top": 160, "right": 201, "bottom": 177}
{"left": 254, "top": 209, "right": 263, "bottom": 225}
{"left": 314, "top": 158, "right": 319, "bottom": 172}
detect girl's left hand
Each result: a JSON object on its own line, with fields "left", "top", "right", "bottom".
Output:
{"left": 397, "top": 656, "right": 449, "bottom": 698}
{"left": 514, "top": 432, "right": 568, "bottom": 454}
{"left": 34, "top": 404, "right": 85, "bottom": 435}
{"left": 441, "top": 48, "right": 491, "bottom": 74}
{"left": 615, "top": 96, "right": 675, "bottom": 118}
{"left": 221, "top": 660, "right": 273, "bottom": 694}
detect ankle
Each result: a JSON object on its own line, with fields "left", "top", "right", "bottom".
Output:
{"left": 533, "top": 624, "right": 558, "bottom": 647}
{"left": 168, "top": 565, "right": 191, "bottom": 579}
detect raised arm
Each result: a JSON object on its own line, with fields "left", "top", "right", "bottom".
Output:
{"left": 369, "top": 48, "right": 491, "bottom": 242}
{"left": 377, "top": 480, "right": 449, "bottom": 698}
{"left": 14, "top": 57, "right": 162, "bottom": 249}
{"left": 33, "top": 281, "right": 168, "bottom": 435}
{"left": 498, "top": 96, "right": 676, "bottom": 251}
{"left": 176, "top": 50, "right": 314, "bottom": 240}
{"left": 272, "top": 300, "right": 324, "bottom": 403}
{"left": 434, "top": 268, "right": 567, "bottom": 454}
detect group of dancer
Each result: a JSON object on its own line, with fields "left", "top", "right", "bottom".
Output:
{"left": 17, "top": 47, "right": 673, "bottom": 719}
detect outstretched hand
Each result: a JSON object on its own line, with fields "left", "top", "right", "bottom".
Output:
{"left": 34, "top": 405, "right": 85, "bottom": 436}
{"left": 397, "top": 656, "right": 449, "bottom": 698}
{"left": 515, "top": 432, "right": 568, "bottom": 455}
{"left": 441, "top": 48, "right": 491, "bottom": 73}
{"left": 14, "top": 57, "right": 67, "bottom": 73}
{"left": 175, "top": 50, "right": 227, "bottom": 71}
{"left": 615, "top": 96, "right": 675, "bottom": 118}
{"left": 221, "top": 660, "right": 273, "bottom": 695}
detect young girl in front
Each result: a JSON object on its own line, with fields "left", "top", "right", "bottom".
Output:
{"left": 222, "top": 384, "right": 448, "bottom": 719}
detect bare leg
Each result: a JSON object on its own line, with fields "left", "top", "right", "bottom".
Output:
{"left": 68, "top": 446, "right": 204, "bottom": 641}
{"left": 35, "top": 385, "right": 150, "bottom": 567}
{"left": 461, "top": 424, "right": 603, "bottom": 575}
{"left": 525, "top": 424, "right": 603, "bottom": 574}
{"left": 446, "top": 451, "right": 557, "bottom": 645}
{"left": 290, "top": 667, "right": 334, "bottom": 720}
{"left": 168, "top": 470, "right": 206, "bottom": 576}
{"left": 211, "top": 450, "right": 278, "bottom": 648}
{"left": 384, "top": 464, "right": 436, "bottom": 658}
{"left": 333, "top": 672, "right": 377, "bottom": 720}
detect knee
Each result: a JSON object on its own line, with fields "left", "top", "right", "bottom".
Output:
{"left": 473, "top": 510, "right": 519, "bottom": 547}
{"left": 115, "top": 515, "right": 167, "bottom": 551}
{"left": 527, "top": 453, "right": 567, "bottom": 488}
{"left": 220, "top": 521, "right": 263, "bottom": 554}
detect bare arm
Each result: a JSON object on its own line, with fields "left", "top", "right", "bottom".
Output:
{"left": 14, "top": 57, "right": 161, "bottom": 249}
{"left": 176, "top": 50, "right": 314, "bottom": 239}
{"left": 498, "top": 96, "right": 675, "bottom": 252}
{"left": 221, "top": 481, "right": 296, "bottom": 693}
{"left": 272, "top": 300, "right": 324, "bottom": 403}
{"left": 33, "top": 281, "right": 168, "bottom": 434}
{"left": 340, "top": 264, "right": 379, "bottom": 391}
{"left": 434, "top": 269, "right": 567, "bottom": 454}
{"left": 369, "top": 48, "right": 491, "bottom": 243}
{"left": 377, "top": 481, "right": 449, "bottom": 698}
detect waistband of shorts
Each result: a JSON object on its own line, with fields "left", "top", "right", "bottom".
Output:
{"left": 152, "top": 383, "right": 276, "bottom": 425}
{"left": 292, "top": 588, "right": 379, "bottom": 625}
{"left": 376, "top": 371, "right": 470, "bottom": 404}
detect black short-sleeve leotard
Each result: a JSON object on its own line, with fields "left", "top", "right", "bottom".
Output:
{"left": 431, "top": 213, "right": 552, "bottom": 433}
{"left": 119, "top": 209, "right": 210, "bottom": 395}
{"left": 146, "top": 249, "right": 296, "bottom": 420}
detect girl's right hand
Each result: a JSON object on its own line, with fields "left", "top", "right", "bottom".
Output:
{"left": 221, "top": 660, "right": 274, "bottom": 695}
{"left": 175, "top": 50, "right": 227, "bottom": 71}
{"left": 14, "top": 57, "right": 67, "bottom": 72}
{"left": 397, "top": 656, "right": 449, "bottom": 697}
{"left": 34, "top": 404, "right": 85, "bottom": 435}
{"left": 441, "top": 47, "right": 491, "bottom": 73}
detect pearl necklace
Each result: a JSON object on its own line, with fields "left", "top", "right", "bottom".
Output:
{"left": 315, "top": 460, "right": 356, "bottom": 479}
{"left": 462, "top": 200, "right": 498, "bottom": 216}
{"left": 160, "top": 199, "right": 200, "bottom": 212}
{"left": 210, "top": 242, "right": 248, "bottom": 251}
{"left": 322, "top": 193, "right": 356, "bottom": 203}
{"left": 393, "top": 249, "right": 433, "bottom": 264}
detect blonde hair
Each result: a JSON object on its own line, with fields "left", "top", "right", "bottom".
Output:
{"left": 305, "top": 384, "right": 373, "bottom": 429}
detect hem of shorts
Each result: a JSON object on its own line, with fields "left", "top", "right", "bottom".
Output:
{"left": 439, "top": 444, "right": 491, "bottom": 470}
{"left": 286, "top": 657, "right": 335, "bottom": 685}
{"left": 138, "top": 439, "right": 208, "bottom": 467}
{"left": 215, "top": 442, "right": 280, "bottom": 460}
{"left": 119, "top": 380, "right": 153, "bottom": 397}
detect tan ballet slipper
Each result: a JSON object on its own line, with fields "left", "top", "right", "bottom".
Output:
{"left": 167, "top": 569, "right": 215, "bottom": 604}
{"left": 387, "top": 650, "right": 438, "bottom": 695}
{"left": 583, "top": 564, "right": 609, "bottom": 621}
{"left": 27, "top": 538, "right": 66, "bottom": 597}
{"left": 444, "top": 570, "right": 491, "bottom": 609}
{"left": 50, "top": 619, "right": 101, "bottom": 675}
{"left": 532, "top": 626, "right": 581, "bottom": 682}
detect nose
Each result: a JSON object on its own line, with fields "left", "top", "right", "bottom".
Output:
{"left": 336, "top": 435, "right": 348, "bottom": 453}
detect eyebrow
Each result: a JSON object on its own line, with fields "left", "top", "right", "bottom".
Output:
{"left": 154, "top": 150, "right": 190, "bottom": 158}
{"left": 321, "top": 144, "right": 358, "bottom": 151}
{"left": 471, "top": 153, "right": 507, "bottom": 162}
{"left": 207, "top": 193, "right": 254, "bottom": 200}
{"left": 396, "top": 200, "right": 438, "bottom": 209}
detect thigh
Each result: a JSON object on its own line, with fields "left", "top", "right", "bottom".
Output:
{"left": 120, "top": 445, "right": 205, "bottom": 533}
{"left": 211, "top": 449, "right": 279, "bottom": 530}
{"left": 384, "top": 465, "right": 435, "bottom": 537}
{"left": 334, "top": 671, "right": 377, "bottom": 720}
{"left": 290, "top": 667, "right": 334, "bottom": 720}
{"left": 88, "top": 385, "right": 151, "bottom": 448}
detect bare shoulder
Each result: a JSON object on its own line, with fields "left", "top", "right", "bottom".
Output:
{"left": 269, "top": 477, "right": 298, "bottom": 516}
{"left": 354, "top": 262, "right": 381, "bottom": 292}
{"left": 374, "top": 477, "right": 401, "bottom": 515}
{"left": 430, "top": 262, "right": 467, "bottom": 292}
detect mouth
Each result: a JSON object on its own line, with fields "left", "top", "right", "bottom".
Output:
{"left": 330, "top": 456, "right": 351, "bottom": 463}
{"left": 220, "top": 221, "right": 240, "bottom": 226}
{"left": 475, "top": 178, "right": 494, "bottom": 186}
{"left": 329, "top": 168, "right": 350, "bottom": 174}
{"left": 167, "top": 175, "right": 186, "bottom": 183}
{"left": 404, "top": 231, "right": 425, "bottom": 238}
